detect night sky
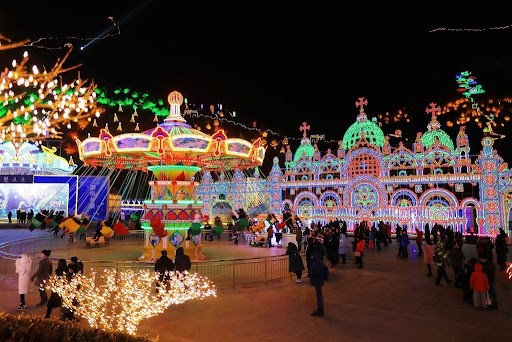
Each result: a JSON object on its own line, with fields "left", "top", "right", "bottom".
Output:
{"left": 2, "top": 2, "right": 512, "bottom": 170}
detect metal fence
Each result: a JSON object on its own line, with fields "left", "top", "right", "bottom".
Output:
{"left": 0, "top": 232, "right": 294, "bottom": 289}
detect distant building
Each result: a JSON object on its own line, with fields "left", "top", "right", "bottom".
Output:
{"left": 197, "top": 99, "right": 511, "bottom": 236}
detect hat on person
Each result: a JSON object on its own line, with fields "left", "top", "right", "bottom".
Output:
{"left": 41, "top": 249, "right": 51, "bottom": 257}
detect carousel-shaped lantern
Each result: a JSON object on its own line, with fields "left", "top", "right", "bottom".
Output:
{"left": 75, "top": 90, "right": 266, "bottom": 261}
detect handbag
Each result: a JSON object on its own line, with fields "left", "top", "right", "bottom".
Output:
{"left": 354, "top": 251, "right": 361, "bottom": 257}
{"left": 486, "top": 291, "right": 492, "bottom": 306}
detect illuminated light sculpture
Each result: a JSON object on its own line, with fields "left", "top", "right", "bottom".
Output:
{"left": 0, "top": 141, "right": 76, "bottom": 175}
{"left": 197, "top": 97, "right": 512, "bottom": 238}
{"left": 45, "top": 269, "right": 216, "bottom": 336}
{"left": 0, "top": 45, "right": 104, "bottom": 146}
{"left": 75, "top": 91, "right": 266, "bottom": 261}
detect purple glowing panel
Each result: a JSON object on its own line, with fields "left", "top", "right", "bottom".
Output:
{"left": 172, "top": 137, "right": 209, "bottom": 149}
{"left": 116, "top": 137, "right": 151, "bottom": 149}
{"left": 83, "top": 141, "right": 101, "bottom": 153}
{"left": 227, "top": 141, "right": 251, "bottom": 155}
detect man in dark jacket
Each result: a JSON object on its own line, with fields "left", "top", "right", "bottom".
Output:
{"left": 31, "top": 249, "right": 53, "bottom": 305}
{"left": 174, "top": 247, "right": 191, "bottom": 273}
{"left": 154, "top": 250, "right": 175, "bottom": 293}
{"left": 309, "top": 248, "right": 326, "bottom": 317}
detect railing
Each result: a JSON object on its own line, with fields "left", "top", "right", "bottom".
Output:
{"left": 0, "top": 232, "right": 294, "bottom": 289}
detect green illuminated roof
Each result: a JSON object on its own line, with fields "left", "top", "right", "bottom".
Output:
{"left": 421, "top": 130, "right": 454, "bottom": 150}
{"left": 421, "top": 114, "right": 454, "bottom": 151}
{"left": 293, "top": 139, "right": 315, "bottom": 163}
{"left": 342, "top": 114, "right": 385, "bottom": 150}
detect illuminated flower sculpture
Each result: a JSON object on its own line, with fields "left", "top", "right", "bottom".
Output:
{"left": 45, "top": 268, "right": 216, "bottom": 336}
{"left": 0, "top": 36, "right": 103, "bottom": 145}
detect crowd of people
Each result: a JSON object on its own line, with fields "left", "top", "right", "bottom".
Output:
{"left": 15, "top": 250, "right": 84, "bottom": 321}
{"left": 15, "top": 244, "right": 196, "bottom": 321}
{"left": 14, "top": 212, "right": 510, "bottom": 321}
{"left": 282, "top": 218, "right": 510, "bottom": 316}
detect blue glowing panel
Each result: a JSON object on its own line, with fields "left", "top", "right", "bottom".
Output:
{"left": 77, "top": 176, "right": 109, "bottom": 221}
{"left": 34, "top": 175, "right": 77, "bottom": 216}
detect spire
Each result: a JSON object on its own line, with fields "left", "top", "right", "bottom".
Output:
{"left": 355, "top": 97, "right": 368, "bottom": 122}
{"left": 425, "top": 102, "right": 441, "bottom": 131}
{"left": 164, "top": 91, "right": 187, "bottom": 123}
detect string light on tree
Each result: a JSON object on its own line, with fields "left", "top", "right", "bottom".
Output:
{"left": 0, "top": 44, "right": 103, "bottom": 145}
{"left": 45, "top": 269, "right": 217, "bottom": 336}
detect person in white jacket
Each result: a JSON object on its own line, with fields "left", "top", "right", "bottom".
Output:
{"left": 15, "top": 254, "right": 32, "bottom": 310}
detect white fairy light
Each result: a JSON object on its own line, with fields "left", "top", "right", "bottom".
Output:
{"left": 45, "top": 269, "right": 216, "bottom": 336}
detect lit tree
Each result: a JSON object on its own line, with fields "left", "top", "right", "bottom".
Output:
{"left": 0, "top": 34, "right": 104, "bottom": 146}
{"left": 45, "top": 269, "right": 217, "bottom": 336}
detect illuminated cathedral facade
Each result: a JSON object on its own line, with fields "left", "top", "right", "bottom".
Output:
{"left": 197, "top": 99, "right": 512, "bottom": 236}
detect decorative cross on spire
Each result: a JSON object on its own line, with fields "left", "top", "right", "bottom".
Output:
{"left": 355, "top": 97, "right": 368, "bottom": 114}
{"left": 425, "top": 102, "right": 441, "bottom": 131}
{"left": 299, "top": 122, "right": 310, "bottom": 139}
{"left": 425, "top": 102, "right": 441, "bottom": 120}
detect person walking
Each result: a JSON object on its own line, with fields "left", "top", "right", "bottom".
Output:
{"left": 15, "top": 254, "right": 32, "bottom": 310}
{"left": 433, "top": 242, "right": 452, "bottom": 286}
{"left": 399, "top": 229, "right": 410, "bottom": 259}
{"left": 286, "top": 242, "right": 305, "bottom": 283}
{"left": 309, "top": 249, "right": 326, "bottom": 317}
{"left": 154, "top": 250, "right": 175, "bottom": 293}
{"left": 479, "top": 253, "right": 498, "bottom": 309}
{"left": 449, "top": 242, "right": 466, "bottom": 288}
{"left": 338, "top": 230, "right": 350, "bottom": 265}
{"left": 353, "top": 228, "right": 366, "bottom": 269}
{"left": 7, "top": 211, "right": 12, "bottom": 224}
{"left": 423, "top": 239, "right": 434, "bottom": 277}
{"left": 415, "top": 227, "right": 424, "bottom": 256}
{"left": 495, "top": 228, "right": 509, "bottom": 271}
{"left": 45, "top": 259, "right": 69, "bottom": 319}
{"left": 470, "top": 262, "right": 490, "bottom": 310}
{"left": 175, "top": 246, "right": 191, "bottom": 273}
{"left": 60, "top": 263, "right": 80, "bottom": 322}
{"left": 31, "top": 249, "right": 53, "bottom": 305}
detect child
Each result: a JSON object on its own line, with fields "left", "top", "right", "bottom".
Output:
{"left": 469, "top": 262, "right": 490, "bottom": 311}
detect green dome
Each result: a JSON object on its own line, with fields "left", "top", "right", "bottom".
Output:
{"left": 293, "top": 140, "right": 315, "bottom": 163}
{"left": 421, "top": 114, "right": 454, "bottom": 151}
{"left": 342, "top": 115, "right": 385, "bottom": 150}
{"left": 421, "top": 129, "right": 454, "bottom": 150}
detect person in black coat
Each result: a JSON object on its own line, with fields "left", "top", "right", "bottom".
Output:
{"left": 495, "top": 228, "right": 509, "bottom": 270}
{"left": 45, "top": 259, "right": 68, "bottom": 319}
{"left": 154, "top": 250, "right": 175, "bottom": 293}
{"left": 286, "top": 242, "right": 305, "bottom": 282}
{"left": 174, "top": 247, "right": 191, "bottom": 273}
{"left": 424, "top": 223, "right": 431, "bottom": 244}
{"left": 309, "top": 248, "right": 326, "bottom": 317}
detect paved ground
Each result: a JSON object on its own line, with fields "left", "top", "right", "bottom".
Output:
{"left": 1, "top": 226, "right": 511, "bottom": 342}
